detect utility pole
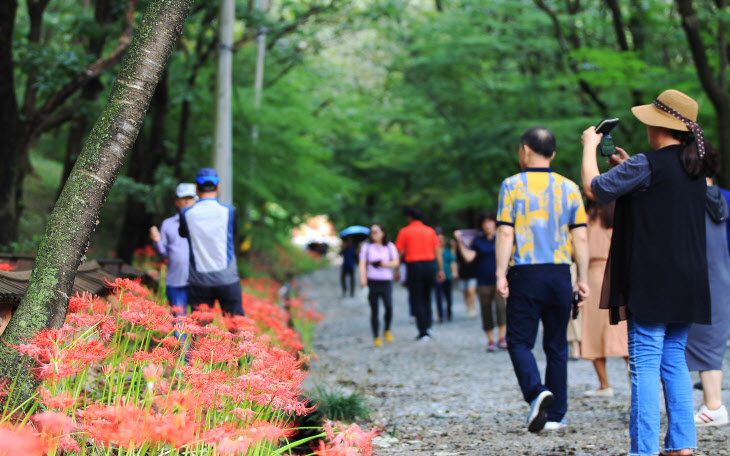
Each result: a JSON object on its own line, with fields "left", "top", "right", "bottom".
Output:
{"left": 213, "top": 0, "right": 234, "bottom": 205}
{"left": 246, "top": 0, "right": 268, "bottom": 219}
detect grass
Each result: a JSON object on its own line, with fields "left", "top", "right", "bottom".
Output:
{"left": 310, "top": 384, "right": 371, "bottom": 422}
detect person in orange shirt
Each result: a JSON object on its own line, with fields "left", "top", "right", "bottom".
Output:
{"left": 395, "top": 207, "right": 444, "bottom": 341}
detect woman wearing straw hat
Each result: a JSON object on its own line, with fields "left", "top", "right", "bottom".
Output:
{"left": 580, "top": 89, "right": 714, "bottom": 456}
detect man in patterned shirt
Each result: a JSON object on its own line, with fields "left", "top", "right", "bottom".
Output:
{"left": 495, "top": 127, "right": 589, "bottom": 433}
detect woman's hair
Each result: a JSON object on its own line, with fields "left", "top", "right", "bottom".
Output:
{"left": 476, "top": 210, "right": 497, "bottom": 230}
{"left": 586, "top": 200, "right": 615, "bottom": 229}
{"left": 369, "top": 223, "right": 389, "bottom": 245}
{"left": 670, "top": 129, "right": 721, "bottom": 179}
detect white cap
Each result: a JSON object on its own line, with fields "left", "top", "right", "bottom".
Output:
{"left": 175, "top": 183, "right": 197, "bottom": 198}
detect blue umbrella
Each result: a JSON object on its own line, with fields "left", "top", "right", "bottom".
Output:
{"left": 339, "top": 225, "right": 370, "bottom": 240}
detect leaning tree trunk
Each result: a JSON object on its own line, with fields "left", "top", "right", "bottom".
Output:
{"left": 0, "top": 0, "right": 194, "bottom": 404}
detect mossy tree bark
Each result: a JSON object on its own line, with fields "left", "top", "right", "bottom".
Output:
{"left": 0, "top": 0, "right": 194, "bottom": 404}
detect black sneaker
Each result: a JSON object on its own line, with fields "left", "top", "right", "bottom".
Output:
{"left": 526, "top": 390, "right": 554, "bottom": 433}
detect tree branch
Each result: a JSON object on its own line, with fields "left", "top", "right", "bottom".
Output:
{"left": 27, "top": 0, "right": 137, "bottom": 135}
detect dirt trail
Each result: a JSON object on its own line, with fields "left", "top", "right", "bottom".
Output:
{"left": 300, "top": 267, "right": 730, "bottom": 456}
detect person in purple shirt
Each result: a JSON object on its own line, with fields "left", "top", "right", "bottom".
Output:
{"left": 358, "top": 223, "right": 400, "bottom": 347}
{"left": 149, "top": 183, "right": 197, "bottom": 316}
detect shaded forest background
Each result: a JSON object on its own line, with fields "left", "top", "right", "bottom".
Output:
{"left": 2, "top": 0, "right": 729, "bottom": 262}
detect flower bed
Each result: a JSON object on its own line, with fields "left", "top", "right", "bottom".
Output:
{"left": 0, "top": 277, "right": 376, "bottom": 455}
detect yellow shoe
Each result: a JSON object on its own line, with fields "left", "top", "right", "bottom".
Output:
{"left": 384, "top": 330, "right": 393, "bottom": 343}
{"left": 374, "top": 337, "right": 383, "bottom": 347}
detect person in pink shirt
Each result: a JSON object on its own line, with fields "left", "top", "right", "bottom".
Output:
{"left": 359, "top": 223, "right": 400, "bottom": 347}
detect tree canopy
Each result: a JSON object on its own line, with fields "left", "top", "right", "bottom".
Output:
{"left": 2, "top": 0, "right": 729, "bottom": 254}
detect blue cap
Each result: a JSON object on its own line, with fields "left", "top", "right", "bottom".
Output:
{"left": 195, "top": 168, "right": 219, "bottom": 186}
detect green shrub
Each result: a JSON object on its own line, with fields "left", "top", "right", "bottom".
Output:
{"left": 310, "top": 384, "right": 371, "bottom": 422}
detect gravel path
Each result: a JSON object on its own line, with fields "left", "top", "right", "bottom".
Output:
{"left": 300, "top": 267, "right": 730, "bottom": 456}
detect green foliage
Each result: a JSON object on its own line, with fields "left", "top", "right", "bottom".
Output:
{"left": 10, "top": 0, "right": 730, "bottom": 256}
{"left": 310, "top": 384, "right": 371, "bottom": 421}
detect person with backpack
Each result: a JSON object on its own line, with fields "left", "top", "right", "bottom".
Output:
{"left": 359, "top": 223, "right": 400, "bottom": 347}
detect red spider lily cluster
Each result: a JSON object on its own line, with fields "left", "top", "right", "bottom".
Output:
{"left": 0, "top": 276, "right": 374, "bottom": 456}
{"left": 0, "top": 262, "right": 16, "bottom": 271}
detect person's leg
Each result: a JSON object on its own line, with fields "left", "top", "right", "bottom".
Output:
{"left": 422, "top": 264, "right": 435, "bottom": 330}
{"left": 340, "top": 267, "right": 347, "bottom": 296}
{"left": 444, "top": 279, "right": 453, "bottom": 321}
{"left": 434, "top": 281, "right": 445, "bottom": 322}
{"left": 408, "top": 263, "right": 428, "bottom": 338}
{"left": 496, "top": 294, "right": 507, "bottom": 342}
{"left": 367, "top": 280, "right": 380, "bottom": 338}
{"left": 383, "top": 282, "right": 394, "bottom": 333}
{"left": 215, "top": 281, "right": 245, "bottom": 316}
{"left": 627, "top": 317, "right": 664, "bottom": 456}
{"left": 348, "top": 268, "right": 355, "bottom": 297}
{"left": 188, "top": 285, "right": 215, "bottom": 313}
{"left": 166, "top": 285, "right": 189, "bottom": 317}
{"left": 465, "top": 282, "right": 476, "bottom": 317}
{"left": 592, "top": 358, "right": 610, "bottom": 389}
{"left": 477, "top": 285, "right": 496, "bottom": 344}
{"left": 541, "top": 273, "right": 572, "bottom": 422}
{"left": 661, "top": 323, "right": 695, "bottom": 455}
{"left": 699, "top": 370, "right": 723, "bottom": 411}
{"left": 506, "top": 293, "right": 543, "bottom": 403}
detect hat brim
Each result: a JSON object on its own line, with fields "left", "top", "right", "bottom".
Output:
{"left": 195, "top": 177, "right": 220, "bottom": 186}
{"left": 631, "top": 104, "right": 689, "bottom": 132}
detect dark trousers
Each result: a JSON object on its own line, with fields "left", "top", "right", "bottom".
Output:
{"left": 406, "top": 261, "right": 435, "bottom": 337}
{"left": 434, "top": 279, "right": 453, "bottom": 321}
{"left": 189, "top": 281, "right": 245, "bottom": 316}
{"left": 505, "top": 265, "right": 572, "bottom": 422}
{"left": 340, "top": 267, "right": 355, "bottom": 297}
{"left": 368, "top": 280, "right": 393, "bottom": 337}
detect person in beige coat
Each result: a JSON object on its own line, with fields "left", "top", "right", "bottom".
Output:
{"left": 581, "top": 200, "right": 628, "bottom": 397}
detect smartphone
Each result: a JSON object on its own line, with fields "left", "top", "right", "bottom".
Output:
{"left": 572, "top": 291, "right": 581, "bottom": 320}
{"left": 371, "top": 260, "right": 382, "bottom": 268}
{"left": 596, "top": 118, "right": 620, "bottom": 157}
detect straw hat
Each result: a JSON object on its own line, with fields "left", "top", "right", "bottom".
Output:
{"left": 631, "top": 89, "right": 698, "bottom": 132}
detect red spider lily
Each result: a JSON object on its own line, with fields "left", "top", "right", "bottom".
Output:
{"left": 182, "top": 366, "right": 233, "bottom": 399}
{"left": 244, "top": 420, "right": 295, "bottom": 442}
{"left": 154, "top": 390, "right": 203, "bottom": 412}
{"left": 0, "top": 424, "right": 46, "bottom": 456}
{"left": 31, "top": 411, "right": 75, "bottom": 437}
{"left": 104, "top": 277, "right": 148, "bottom": 297}
{"left": 214, "top": 437, "right": 252, "bottom": 455}
{"left": 230, "top": 407, "right": 256, "bottom": 422}
{"left": 65, "top": 339, "right": 113, "bottom": 364}
{"left": 0, "top": 262, "right": 16, "bottom": 271}
{"left": 187, "top": 336, "right": 238, "bottom": 366}
{"left": 79, "top": 402, "right": 200, "bottom": 449}
{"left": 153, "top": 335, "right": 183, "bottom": 349}
{"left": 119, "top": 299, "right": 173, "bottom": 332}
{"left": 142, "top": 364, "right": 163, "bottom": 382}
{"left": 38, "top": 387, "right": 77, "bottom": 410}
{"left": 189, "top": 304, "right": 219, "bottom": 324}
{"left": 132, "top": 346, "right": 178, "bottom": 364}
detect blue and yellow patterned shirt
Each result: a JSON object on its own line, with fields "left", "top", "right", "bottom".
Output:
{"left": 497, "top": 168, "right": 587, "bottom": 266}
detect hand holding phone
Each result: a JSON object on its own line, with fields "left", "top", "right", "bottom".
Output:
{"left": 371, "top": 260, "right": 382, "bottom": 268}
{"left": 596, "top": 118, "right": 620, "bottom": 157}
{"left": 572, "top": 291, "right": 582, "bottom": 320}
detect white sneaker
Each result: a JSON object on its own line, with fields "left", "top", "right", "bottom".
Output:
{"left": 543, "top": 420, "right": 566, "bottom": 430}
{"left": 415, "top": 335, "right": 431, "bottom": 342}
{"left": 584, "top": 387, "right": 614, "bottom": 398}
{"left": 695, "top": 404, "right": 729, "bottom": 427}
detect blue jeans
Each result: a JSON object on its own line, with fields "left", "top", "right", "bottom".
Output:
{"left": 505, "top": 265, "right": 572, "bottom": 422}
{"left": 627, "top": 317, "right": 695, "bottom": 456}
{"left": 166, "top": 285, "right": 189, "bottom": 316}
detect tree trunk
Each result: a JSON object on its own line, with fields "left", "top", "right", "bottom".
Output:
{"left": 676, "top": 0, "right": 730, "bottom": 185}
{"left": 116, "top": 72, "right": 169, "bottom": 262}
{"left": 0, "top": 0, "right": 19, "bottom": 245}
{"left": 0, "top": 0, "right": 193, "bottom": 405}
